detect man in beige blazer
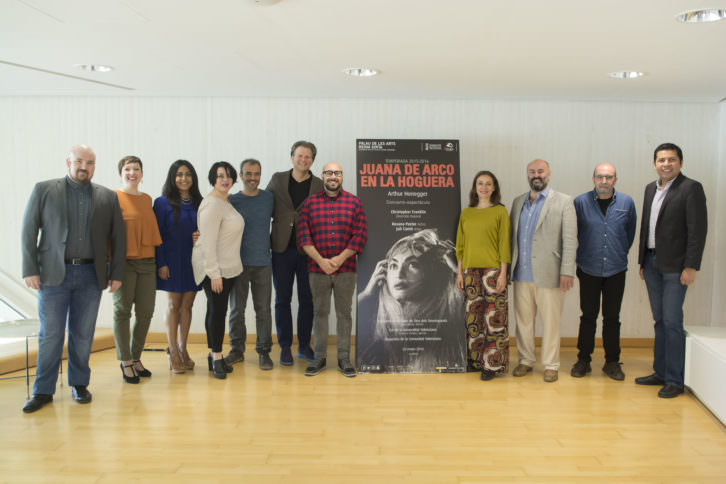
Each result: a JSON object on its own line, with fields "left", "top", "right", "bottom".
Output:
{"left": 509, "top": 159, "right": 577, "bottom": 382}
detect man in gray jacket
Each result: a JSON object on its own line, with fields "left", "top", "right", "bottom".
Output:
{"left": 21, "top": 144, "right": 126, "bottom": 413}
{"left": 510, "top": 159, "right": 577, "bottom": 382}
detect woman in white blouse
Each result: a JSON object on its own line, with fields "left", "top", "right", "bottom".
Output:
{"left": 192, "top": 161, "right": 244, "bottom": 379}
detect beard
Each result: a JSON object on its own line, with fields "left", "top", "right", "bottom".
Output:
{"left": 528, "top": 177, "right": 547, "bottom": 192}
{"left": 595, "top": 185, "right": 613, "bottom": 197}
{"left": 324, "top": 181, "right": 341, "bottom": 194}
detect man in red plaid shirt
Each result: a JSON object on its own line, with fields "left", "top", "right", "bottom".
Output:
{"left": 297, "top": 162, "right": 367, "bottom": 377}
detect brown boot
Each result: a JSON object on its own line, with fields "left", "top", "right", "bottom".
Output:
{"left": 179, "top": 344, "right": 195, "bottom": 370}
{"left": 167, "top": 347, "right": 186, "bottom": 374}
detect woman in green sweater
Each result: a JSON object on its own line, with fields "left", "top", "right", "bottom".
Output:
{"left": 456, "top": 171, "right": 511, "bottom": 381}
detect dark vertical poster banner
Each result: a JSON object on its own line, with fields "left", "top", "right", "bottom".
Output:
{"left": 356, "top": 139, "right": 465, "bottom": 373}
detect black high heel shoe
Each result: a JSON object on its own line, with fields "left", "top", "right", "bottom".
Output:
{"left": 132, "top": 360, "right": 152, "bottom": 378}
{"left": 120, "top": 363, "right": 140, "bottom": 384}
{"left": 208, "top": 353, "right": 233, "bottom": 373}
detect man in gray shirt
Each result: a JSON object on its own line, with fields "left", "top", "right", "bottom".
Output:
{"left": 225, "top": 159, "right": 275, "bottom": 370}
{"left": 21, "top": 144, "right": 126, "bottom": 413}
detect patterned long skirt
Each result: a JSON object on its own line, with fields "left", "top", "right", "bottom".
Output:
{"left": 463, "top": 267, "right": 509, "bottom": 373}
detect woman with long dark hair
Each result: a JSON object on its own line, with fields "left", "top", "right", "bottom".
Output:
{"left": 153, "top": 160, "right": 203, "bottom": 373}
{"left": 455, "top": 170, "right": 511, "bottom": 381}
{"left": 191, "top": 162, "right": 244, "bottom": 379}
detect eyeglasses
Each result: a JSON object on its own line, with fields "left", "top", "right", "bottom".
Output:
{"left": 594, "top": 175, "right": 615, "bottom": 181}
{"left": 322, "top": 170, "right": 343, "bottom": 177}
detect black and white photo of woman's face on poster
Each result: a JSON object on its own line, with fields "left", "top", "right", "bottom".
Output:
{"left": 355, "top": 139, "right": 465, "bottom": 373}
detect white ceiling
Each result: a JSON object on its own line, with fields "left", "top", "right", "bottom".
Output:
{"left": 1, "top": 0, "right": 725, "bottom": 101}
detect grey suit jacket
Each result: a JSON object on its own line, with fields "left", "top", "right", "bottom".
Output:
{"left": 510, "top": 188, "right": 577, "bottom": 289}
{"left": 21, "top": 177, "right": 126, "bottom": 289}
{"left": 266, "top": 169, "right": 323, "bottom": 254}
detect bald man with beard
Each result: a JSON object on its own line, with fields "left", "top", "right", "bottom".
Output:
{"left": 21, "top": 144, "right": 126, "bottom": 413}
{"left": 296, "top": 162, "right": 367, "bottom": 378}
{"left": 509, "top": 159, "right": 577, "bottom": 383}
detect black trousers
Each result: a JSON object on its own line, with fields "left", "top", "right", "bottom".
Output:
{"left": 202, "top": 276, "right": 237, "bottom": 353}
{"left": 576, "top": 268, "right": 626, "bottom": 363}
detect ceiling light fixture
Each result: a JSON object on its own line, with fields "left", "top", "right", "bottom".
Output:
{"left": 608, "top": 71, "right": 644, "bottom": 79}
{"left": 343, "top": 67, "right": 379, "bottom": 77}
{"left": 74, "top": 64, "right": 114, "bottom": 73}
{"left": 676, "top": 8, "right": 726, "bottom": 23}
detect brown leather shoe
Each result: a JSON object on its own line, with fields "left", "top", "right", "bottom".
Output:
{"left": 512, "top": 364, "right": 533, "bottom": 377}
{"left": 543, "top": 369, "right": 559, "bottom": 382}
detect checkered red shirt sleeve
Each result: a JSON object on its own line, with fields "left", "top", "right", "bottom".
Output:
{"left": 297, "top": 190, "right": 367, "bottom": 274}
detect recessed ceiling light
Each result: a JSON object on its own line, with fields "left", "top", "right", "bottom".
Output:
{"left": 676, "top": 8, "right": 726, "bottom": 23}
{"left": 74, "top": 64, "right": 114, "bottom": 73}
{"left": 608, "top": 71, "right": 644, "bottom": 79}
{"left": 343, "top": 67, "right": 379, "bottom": 77}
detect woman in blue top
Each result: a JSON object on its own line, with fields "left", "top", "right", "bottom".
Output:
{"left": 153, "top": 160, "right": 203, "bottom": 374}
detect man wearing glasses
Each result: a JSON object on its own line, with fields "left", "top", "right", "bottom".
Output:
{"left": 571, "top": 163, "right": 636, "bottom": 381}
{"left": 296, "top": 163, "right": 367, "bottom": 377}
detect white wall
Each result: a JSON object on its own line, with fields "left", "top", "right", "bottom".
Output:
{"left": 0, "top": 97, "right": 719, "bottom": 338}
{"left": 711, "top": 101, "right": 726, "bottom": 328}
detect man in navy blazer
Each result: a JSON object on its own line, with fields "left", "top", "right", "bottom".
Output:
{"left": 635, "top": 143, "right": 707, "bottom": 398}
{"left": 21, "top": 144, "right": 126, "bottom": 413}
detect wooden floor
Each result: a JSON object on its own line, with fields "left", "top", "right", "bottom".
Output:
{"left": 1, "top": 345, "right": 725, "bottom": 484}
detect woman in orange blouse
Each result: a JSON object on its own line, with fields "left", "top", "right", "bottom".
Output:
{"left": 113, "top": 156, "right": 163, "bottom": 384}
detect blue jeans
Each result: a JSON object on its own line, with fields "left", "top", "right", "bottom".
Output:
{"left": 35, "top": 264, "right": 102, "bottom": 395}
{"left": 642, "top": 252, "right": 688, "bottom": 388}
{"left": 228, "top": 265, "right": 273, "bottom": 354}
{"left": 271, "top": 247, "right": 313, "bottom": 350}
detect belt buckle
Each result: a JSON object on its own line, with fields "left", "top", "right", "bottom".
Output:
{"left": 70, "top": 258, "right": 82, "bottom": 265}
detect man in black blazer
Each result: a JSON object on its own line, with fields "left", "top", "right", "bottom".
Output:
{"left": 635, "top": 143, "right": 707, "bottom": 398}
{"left": 21, "top": 144, "right": 126, "bottom": 413}
{"left": 266, "top": 141, "right": 323, "bottom": 366}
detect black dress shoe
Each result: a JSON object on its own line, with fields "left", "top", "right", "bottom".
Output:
{"left": 259, "top": 353, "right": 274, "bottom": 370}
{"left": 570, "top": 360, "right": 591, "bottom": 378}
{"left": 602, "top": 361, "right": 625, "bottom": 381}
{"left": 304, "top": 358, "right": 326, "bottom": 376}
{"left": 658, "top": 384, "right": 684, "bottom": 399}
{"left": 211, "top": 359, "right": 227, "bottom": 379}
{"left": 22, "top": 394, "right": 53, "bottom": 413}
{"left": 635, "top": 373, "right": 665, "bottom": 386}
{"left": 338, "top": 359, "right": 356, "bottom": 378}
{"left": 480, "top": 370, "right": 495, "bottom": 381}
{"left": 72, "top": 386, "right": 92, "bottom": 404}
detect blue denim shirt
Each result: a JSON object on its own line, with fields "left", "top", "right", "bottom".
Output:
{"left": 513, "top": 187, "right": 549, "bottom": 282}
{"left": 574, "top": 189, "right": 636, "bottom": 277}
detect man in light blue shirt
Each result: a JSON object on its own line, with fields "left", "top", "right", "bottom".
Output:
{"left": 225, "top": 159, "right": 275, "bottom": 370}
{"left": 571, "top": 163, "right": 636, "bottom": 381}
{"left": 510, "top": 159, "right": 577, "bottom": 383}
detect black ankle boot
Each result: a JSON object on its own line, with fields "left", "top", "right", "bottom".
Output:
{"left": 212, "top": 359, "right": 227, "bottom": 379}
